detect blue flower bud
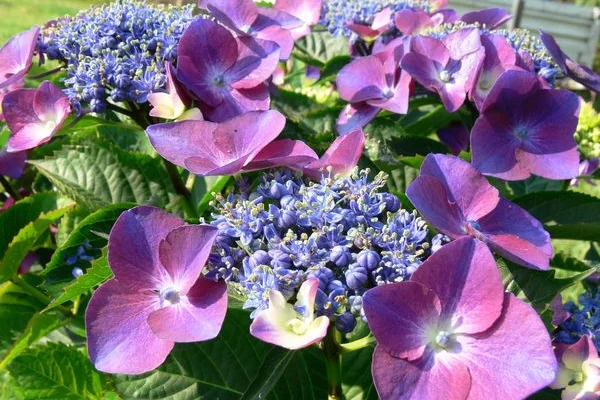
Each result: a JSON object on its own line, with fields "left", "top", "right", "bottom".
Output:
{"left": 335, "top": 312, "right": 357, "bottom": 334}
{"left": 72, "top": 267, "right": 84, "bottom": 278}
{"left": 357, "top": 249, "right": 380, "bottom": 271}
{"left": 383, "top": 193, "right": 401, "bottom": 213}
{"left": 330, "top": 245, "right": 352, "bottom": 268}
{"left": 345, "top": 264, "right": 368, "bottom": 290}
{"left": 249, "top": 250, "right": 271, "bottom": 267}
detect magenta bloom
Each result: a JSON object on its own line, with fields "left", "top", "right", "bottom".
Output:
{"left": 0, "top": 146, "right": 27, "bottom": 178}
{"left": 177, "top": 18, "right": 280, "bottom": 122}
{"left": 551, "top": 335, "right": 600, "bottom": 400}
{"left": 86, "top": 206, "right": 227, "bottom": 374}
{"left": 202, "top": 0, "right": 302, "bottom": 60}
{"left": 460, "top": 8, "right": 511, "bottom": 28}
{"left": 471, "top": 69, "right": 580, "bottom": 180}
{"left": 146, "top": 110, "right": 286, "bottom": 176}
{"left": 363, "top": 237, "right": 557, "bottom": 400}
{"left": 3, "top": 81, "right": 70, "bottom": 152}
{"left": 541, "top": 31, "right": 600, "bottom": 93}
{"left": 469, "top": 33, "right": 517, "bottom": 109}
{"left": 406, "top": 154, "right": 552, "bottom": 270}
{"left": 303, "top": 129, "right": 365, "bottom": 180}
{"left": 402, "top": 28, "right": 484, "bottom": 112}
{"left": 0, "top": 26, "right": 39, "bottom": 91}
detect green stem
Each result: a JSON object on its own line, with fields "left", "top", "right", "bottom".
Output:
{"left": 28, "top": 66, "right": 63, "bottom": 80}
{"left": 0, "top": 176, "right": 21, "bottom": 200}
{"left": 339, "top": 334, "right": 376, "bottom": 353}
{"left": 11, "top": 276, "right": 73, "bottom": 316}
{"left": 324, "top": 324, "right": 342, "bottom": 400}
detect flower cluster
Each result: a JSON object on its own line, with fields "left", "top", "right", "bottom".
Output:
{"left": 38, "top": 1, "right": 194, "bottom": 113}
{"left": 321, "top": 0, "right": 431, "bottom": 37}
{"left": 556, "top": 289, "right": 600, "bottom": 351}
{"left": 206, "top": 169, "right": 431, "bottom": 333}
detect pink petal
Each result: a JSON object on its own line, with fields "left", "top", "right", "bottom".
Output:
{"left": 243, "top": 139, "right": 318, "bottom": 171}
{"left": 254, "top": 25, "right": 294, "bottom": 60}
{"left": 336, "top": 103, "right": 380, "bottom": 136}
{"left": 149, "top": 63, "right": 190, "bottom": 119}
{"left": 458, "top": 294, "right": 557, "bottom": 399}
{"left": 85, "top": 279, "right": 173, "bottom": 374}
{"left": 368, "top": 70, "right": 411, "bottom": 114}
{"left": 147, "top": 278, "right": 228, "bottom": 343}
{"left": 372, "top": 346, "right": 471, "bottom": 400}
{"left": 410, "top": 35, "right": 450, "bottom": 66}
{"left": 274, "top": 0, "right": 322, "bottom": 26}
{"left": 158, "top": 225, "right": 218, "bottom": 294}
{"left": 405, "top": 175, "right": 467, "bottom": 238}
{"left": 303, "top": 129, "right": 365, "bottom": 180}
{"left": 478, "top": 199, "right": 552, "bottom": 270}
{"left": 206, "top": 0, "right": 258, "bottom": 35}
{"left": 0, "top": 27, "right": 39, "bottom": 89}
{"left": 230, "top": 37, "right": 281, "bottom": 88}
{"left": 418, "top": 154, "right": 500, "bottom": 221}
{"left": 517, "top": 147, "right": 580, "bottom": 181}
{"left": 107, "top": 206, "right": 184, "bottom": 287}
{"left": 201, "top": 84, "right": 271, "bottom": 123}
{"left": 411, "top": 237, "right": 504, "bottom": 335}
{"left": 363, "top": 281, "right": 442, "bottom": 361}
{"left": 336, "top": 56, "right": 389, "bottom": 103}
{"left": 394, "top": 9, "right": 433, "bottom": 35}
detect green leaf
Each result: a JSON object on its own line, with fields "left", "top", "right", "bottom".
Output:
{"left": 240, "top": 347, "right": 294, "bottom": 400}
{"left": 500, "top": 256, "right": 595, "bottom": 311}
{"left": 114, "top": 309, "right": 327, "bottom": 400}
{"left": 29, "top": 139, "right": 177, "bottom": 211}
{"left": 293, "top": 27, "right": 349, "bottom": 67}
{"left": 389, "top": 135, "right": 448, "bottom": 157}
{"left": 403, "top": 105, "right": 460, "bottom": 136}
{"left": 0, "top": 192, "right": 61, "bottom": 261}
{"left": 317, "top": 55, "right": 352, "bottom": 83}
{"left": 342, "top": 347, "right": 377, "bottom": 400}
{"left": 43, "top": 203, "right": 133, "bottom": 287}
{"left": 0, "top": 205, "right": 74, "bottom": 284}
{"left": 6, "top": 342, "right": 109, "bottom": 400}
{"left": 0, "top": 311, "right": 64, "bottom": 369}
{"left": 45, "top": 257, "right": 111, "bottom": 311}
{"left": 512, "top": 191, "right": 600, "bottom": 240}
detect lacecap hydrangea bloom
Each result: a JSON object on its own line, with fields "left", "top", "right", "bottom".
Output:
{"left": 205, "top": 169, "right": 431, "bottom": 334}
{"left": 556, "top": 289, "right": 600, "bottom": 351}
{"left": 37, "top": 0, "right": 194, "bottom": 113}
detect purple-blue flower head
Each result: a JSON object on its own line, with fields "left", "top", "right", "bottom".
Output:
{"left": 471, "top": 69, "right": 580, "bottom": 180}
{"left": 86, "top": 206, "right": 228, "bottom": 374}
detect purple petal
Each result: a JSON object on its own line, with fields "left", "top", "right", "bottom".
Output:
{"left": 401, "top": 52, "right": 443, "bottom": 90}
{"left": 158, "top": 225, "right": 218, "bottom": 293}
{"left": 436, "top": 122, "right": 469, "bottom": 155}
{"left": 206, "top": 0, "right": 258, "bottom": 35}
{"left": 303, "top": 129, "right": 365, "bottom": 180}
{"left": 411, "top": 237, "right": 504, "bottom": 335}
{"left": 478, "top": 198, "right": 552, "bottom": 270}
{"left": 479, "top": 69, "right": 540, "bottom": 113}
{"left": 516, "top": 147, "right": 580, "bottom": 181}
{"left": 253, "top": 25, "right": 295, "bottom": 60}
{"left": 394, "top": 9, "right": 433, "bottom": 35}
{"left": 147, "top": 110, "right": 285, "bottom": 176}
{"left": 85, "top": 279, "right": 173, "bottom": 374}
{"left": 255, "top": 7, "right": 304, "bottom": 30}
{"left": 336, "top": 56, "right": 389, "bottom": 103}
{"left": 147, "top": 278, "right": 227, "bottom": 343}
{"left": 0, "top": 27, "right": 39, "bottom": 89}
{"left": 336, "top": 103, "right": 380, "bottom": 136}
{"left": 372, "top": 346, "right": 471, "bottom": 400}
{"left": 274, "top": 0, "right": 322, "bottom": 39}
{"left": 229, "top": 37, "right": 281, "bottom": 88}
{"left": 363, "top": 281, "right": 441, "bottom": 361}
{"left": 176, "top": 19, "right": 239, "bottom": 107}
{"left": 201, "top": 84, "right": 271, "bottom": 123}
{"left": 0, "top": 146, "right": 27, "bottom": 178}
{"left": 368, "top": 70, "right": 411, "bottom": 114}
{"left": 457, "top": 294, "right": 557, "bottom": 399}
{"left": 409, "top": 35, "right": 450, "bottom": 66}
{"left": 461, "top": 8, "right": 511, "bottom": 29}
{"left": 541, "top": 30, "right": 600, "bottom": 92}
{"left": 418, "top": 154, "right": 500, "bottom": 221}
{"left": 442, "top": 28, "right": 482, "bottom": 59}
{"left": 243, "top": 139, "right": 318, "bottom": 171}
{"left": 405, "top": 175, "right": 467, "bottom": 238}
{"left": 107, "top": 206, "right": 184, "bottom": 287}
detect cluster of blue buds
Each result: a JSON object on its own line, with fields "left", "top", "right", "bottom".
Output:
{"left": 320, "top": 0, "right": 431, "bottom": 37}
{"left": 425, "top": 23, "right": 561, "bottom": 83}
{"left": 65, "top": 239, "right": 99, "bottom": 278}
{"left": 37, "top": 0, "right": 194, "bottom": 113}
{"left": 206, "top": 169, "right": 431, "bottom": 334}
{"left": 556, "top": 288, "right": 600, "bottom": 351}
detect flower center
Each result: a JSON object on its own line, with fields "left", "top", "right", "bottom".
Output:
{"left": 212, "top": 75, "right": 227, "bottom": 88}
{"left": 439, "top": 70, "right": 451, "bottom": 83}
{"left": 514, "top": 126, "right": 529, "bottom": 140}
{"left": 159, "top": 287, "right": 181, "bottom": 306}
{"left": 286, "top": 318, "right": 308, "bottom": 335}
{"left": 382, "top": 87, "right": 394, "bottom": 99}
{"left": 435, "top": 331, "right": 451, "bottom": 348}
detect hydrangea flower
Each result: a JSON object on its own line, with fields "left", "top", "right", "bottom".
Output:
{"left": 471, "top": 69, "right": 580, "bottom": 180}
{"left": 206, "top": 169, "right": 430, "bottom": 333}
{"left": 86, "top": 206, "right": 227, "bottom": 374}
{"left": 38, "top": 1, "right": 194, "bottom": 113}
{"left": 541, "top": 30, "right": 600, "bottom": 93}
{"left": 146, "top": 110, "right": 286, "bottom": 176}
{"left": 551, "top": 335, "right": 600, "bottom": 400}
{"left": 401, "top": 28, "right": 484, "bottom": 112}
{"left": 406, "top": 154, "right": 552, "bottom": 270}
{"left": 176, "top": 18, "right": 280, "bottom": 122}
{"left": 363, "top": 237, "right": 557, "bottom": 400}
{"left": 557, "top": 289, "right": 600, "bottom": 350}
{"left": 320, "top": 0, "right": 432, "bottom": 37}
{"left": 250, "top": 279, "right": 330, "bottom": 349}
{"left": 3, "top": 81, "right": 71, "bottom": 152}
{"left": 148, "top": 62, "right": 190, "bottom": 120}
